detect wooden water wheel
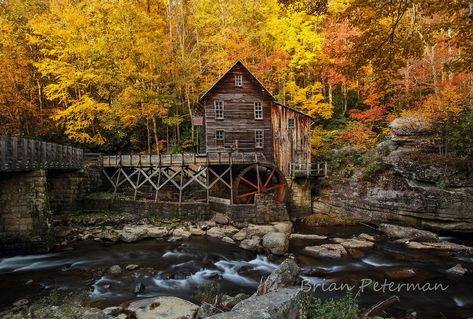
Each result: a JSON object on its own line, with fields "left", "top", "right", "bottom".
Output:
{"left": 233, "top": 163, "right": 287, "bottom": 204}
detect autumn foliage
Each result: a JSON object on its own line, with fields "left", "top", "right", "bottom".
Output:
{"left": 0, "top": 0, "right": 472, "bottom": 157}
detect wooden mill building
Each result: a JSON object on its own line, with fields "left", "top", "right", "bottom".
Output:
{"left": 100, "top": 61, "right": 320, "bottom": 209}
{"left": 197, "top": 60, "right": 312, "bottom": 177}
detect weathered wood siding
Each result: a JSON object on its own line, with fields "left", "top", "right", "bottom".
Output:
{"left": 271, "top": 103, "right": 312, "bottom": 176}
{"left": 201, "top": 63, "right": 274, "bottom": 160}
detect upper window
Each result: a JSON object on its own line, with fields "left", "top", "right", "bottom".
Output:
{"left": 255, "top": 130, "right": 264, "bottom": 149}
{"left": 215, "top": 101, "right": 224, "bottom": 119}
{"left": 288, "top": 118, "right": 296, "bottom": 128}
{"left": 235, "top": 75, "right": 242, "bottom": 87}
{"left": 216, "top": 130, "right": 224, "bottom": 147}
{"left": 254, "top": 102, "right": 263, "bottom": 120}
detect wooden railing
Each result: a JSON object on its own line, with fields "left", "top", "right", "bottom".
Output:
{"left": 0, "top": 136, "right": 83, "bottom": 172}
{"left": 101, "top": 152, "right": 268, "bottom": 167}
{"left": 290, "top": 162, "right": 328, "bottom": 178}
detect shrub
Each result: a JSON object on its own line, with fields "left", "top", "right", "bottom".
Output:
{"left": 298, "top": 293, "right": 360, "bottom": 319}
{"left": 359, "top": 149, "right": 386, "bottom": 180}
{"left": 194, "top": 283, "right": 222, "bottom": 304}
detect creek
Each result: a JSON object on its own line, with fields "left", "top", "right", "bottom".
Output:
{"left": 0, "top": 224, "right": 472, "bottom": 318}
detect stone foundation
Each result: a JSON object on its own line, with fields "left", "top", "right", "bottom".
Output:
{"left": 49, "top": 166, "right": 103, "bottom": 213}
{"left": 286, "top": 179, "right": 313, "bottom": 219}
{"left": 212, "top": 194, "right": 289, "bottom": 224}
{"left": 0, "top": 166, "right": 103, "bottom": 255}
{"left": 0, "top": 170, "right": 53, "bottom": 255}
{"left": 82, "top": 198, "right": 213, "bottom": 221}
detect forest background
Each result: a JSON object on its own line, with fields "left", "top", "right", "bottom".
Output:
{"left": 1, "top": 0, "right": 472, "bottom": 160}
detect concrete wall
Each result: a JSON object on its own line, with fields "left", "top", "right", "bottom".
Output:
{"left": 0, "top": 170, "right": 53, "bottom": 255}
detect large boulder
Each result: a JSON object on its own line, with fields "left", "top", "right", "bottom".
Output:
{"left": 145, "top": 226, "right": 169, "bottom": 238}
{"left": 222, "top": 225, "right": 240, "bottom": 237}
{"left": 303, "top": 244, "right": 348, "bottom": 258}
{"left": 222, "top": 236, "right": 235, "bottom": 244}
{"left": 189, "top": 226, "right": 205, "bottom": 236}
{"left": 214, "top": 213, "right": 230, "bottom": 225}
{"left": 389, "top": 117, "right": 432, "bottom": 136}
{"left": 207, "top": 288, "right": 302, "bottom": 319}
{"left": 239, "top": 236, "right": 262, "bottom": 252}
{"left": 262, "top": 232, "right": 289, "bottom": 255}
{"left": 405, "top": 240, "right": 473, "bottom": 252}
{"left": 232, "top": 229, "right": 247, "bottom": 241}
{"left": 337, "top": 238, "right": 375, "bottom": 249}
{"left": 172, "top": 228, "right": 191, "bottom": 239}
{"left": 263, "top": 258, "right": 300, "bottom": 292}
{"left": 199, "top": 220, "right": 216, "bottom": 230}
{"left": 127, "top": 296, "right": 199, "bottom": 319}
{"left": 119, "top": 225, "right": 148, "bottom": 243}
{"left": 206, "top": 227, "right": 225, "bottom": 238}
{"left": 289, "top": 233, "right": 327, "bottom": 240}
{"left": 246, "top": 224, "right": 277, "bottom": 237}
{"left": 379, "top": 224, "right": 439, "bottom": 242}
{"left": 358, "top": 233, "right": 376, "bottom": 241}
{"left": 272, "top": 222, "right": 293, "bottom": 234}
{"left": 97, "top": 229, "right": 120, "bottom": 242}
{"left": 107, "top": 265, "right": 122, "bottom": 275}
{"left": 118, "top": 225, "right": 168, "bottom": 242}
{"left": 446, "top": 264, "right": 468, "bottom": 276}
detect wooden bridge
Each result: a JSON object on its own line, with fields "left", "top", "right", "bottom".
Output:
{"left": 101, "top": 152, "right": 268, "bottom": 168}
{"left": 0, "top": 136, "right": 327, "bottom": 205}
{"left": 99, "top": 152, "right": 327, "bottom": 205}
{"left": 0, "top": 136, "right": 83, "bottom": 172}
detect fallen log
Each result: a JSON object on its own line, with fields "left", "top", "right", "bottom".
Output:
{"left": 362, "top": 295, "right": 400, "bottom": 317}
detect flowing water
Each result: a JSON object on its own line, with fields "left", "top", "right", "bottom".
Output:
{"left": 0, "top": 224, "right": 472, "bottom": 318}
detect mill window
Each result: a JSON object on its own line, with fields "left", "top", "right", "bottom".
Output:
{"left": 215, "top": 101, "right": 224, "bottom": 119}
{"left": 235, "top": 75, "right": 242, "bottom": 87}
{"left": 254, "top": 102, "right": 263, "bottom": 120}
{"left": 288, "top": 118, "right": 296, "bottom": 128}
{"left": 255, "top": 130, "right": 264, "bottom": 149}
{"left": 216, "top": 130, "right": 224, "bottom": 147}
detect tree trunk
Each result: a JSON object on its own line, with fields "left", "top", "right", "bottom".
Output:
{"left": 152, "top": 117, "right": 159, "bottom": 154}
{"left": 447, "top": 28, "right": 453, "bottom": 83}
{"left": 342, "top": 81, "right": 348, "bottom": 117}
{"left": 428, "top": 45, "right": 439, "bottom": 95}
{"left": 176, "top": 121, "right": 180, "bottom": 144}
{"left": 185, "top": 86, "right": 194, "bottom": 145}
{"left": 37, "top": 79, "right": 43, "bottom": 131}
{"left": 328, "top": 80, "right": 333, "bottom": 106}
{"left": 166, "top": 125, "right": 169, "bottom": 153}
{"left": 146, "top": 118, "right": 151, "bottom": 154}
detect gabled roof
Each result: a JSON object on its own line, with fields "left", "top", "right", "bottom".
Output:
{"left": 199, "top": 60, "right": 313, "bottom": 120}
{"left": 200, "top": 60, "right": 275, "bottom": 101}
{"left": 273, "top": 102, "right": 314, "bottom": 120}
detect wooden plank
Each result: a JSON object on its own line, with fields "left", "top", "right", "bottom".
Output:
{"left": 101, "top": 152, "right": 267, "bottom": 168}
{"left": 0, "top": 137, "right": 6, "bottom": 170}
{"left": 11, "top": 137, "right": 18, "bottom": 170}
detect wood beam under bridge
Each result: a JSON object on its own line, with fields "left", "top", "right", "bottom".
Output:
{"left": 99, "top": 152, "right": 294, "bottom": 205}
